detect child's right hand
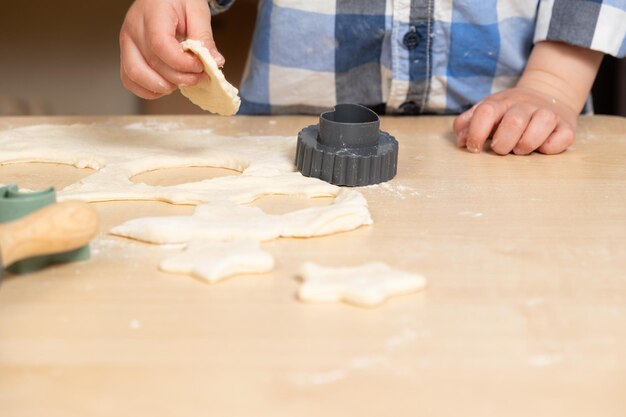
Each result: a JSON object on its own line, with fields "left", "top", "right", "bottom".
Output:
{"left": 119, "top": 0, "right": 224, "bottom": 99}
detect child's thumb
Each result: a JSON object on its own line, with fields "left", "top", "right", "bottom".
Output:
{"left": 195, "top": 30, "right": 225, "bottom": 67}
{"left": 186, "top": 2, "right": 225, "bottom": 67}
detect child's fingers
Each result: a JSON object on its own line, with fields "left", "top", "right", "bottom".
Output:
{"left": 453, "top": 105, "right": 475, "bottom": 135}
{"left": 512, "top": 109, "right": 558, "bottom": 155}
{"left": 490, "top": 106, "right": 532, "bottom": 155}
{"left": 143, "top": 33, "right": 203, "bottom": 74}
{"left": 120, "top": 37, "right": 176, "bottom": 94}
{"left": 456, "top": 127, "right": 469, "bottom": 147}
{"left": 144, "top": 15, "right": 204, "bottom": 74}
{"left": 453, "top": 108, "right": 474, "bottom": 147}
{"left": 466, "top": 100, "right": 506, "bottom": 153}
{"left": 144, "top": 53, "right": 204, "bottom": 87}
{"left": 537, "top": 122, "right": 575, "bottom": 154}
{"left": 185, "top": 0, "right": 225, "bottom": 66}
{"left": 120, "top": 67, "right": 165, "bottom": 100}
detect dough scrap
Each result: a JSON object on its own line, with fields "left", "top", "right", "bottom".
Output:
{"left": 180, "top": 39, "right": 241, "bottom": 116}
{"left": 298, "top": 262, "right": 427, "bottom": 307}
{"left": 160, "top": 240, "right": 274, "bottom": 283}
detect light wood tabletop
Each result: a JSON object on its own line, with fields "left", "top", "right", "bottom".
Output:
{"left": 0, "top": 115, "right": 625, "bottom": 417}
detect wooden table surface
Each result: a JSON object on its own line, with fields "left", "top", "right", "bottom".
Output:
{"left": 0, "top": 115, "right": 625, "bottom": 417}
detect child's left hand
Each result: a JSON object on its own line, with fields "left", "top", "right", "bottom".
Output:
{"left": 453, "top": 86, "right": 578, "bottom": 155}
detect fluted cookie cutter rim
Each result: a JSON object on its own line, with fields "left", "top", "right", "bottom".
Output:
{"left": 295, "top": 104, "right": 399, "bottom": 186}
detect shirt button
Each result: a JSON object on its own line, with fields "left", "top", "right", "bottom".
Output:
{"left": 400, "top": 101, "right": 419, "bottom": 114}
{"left": 403, "top": 29, "right": 421, "bottom": 50}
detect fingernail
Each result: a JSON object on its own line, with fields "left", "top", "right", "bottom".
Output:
{"left": 210, "top": 48, "right": 225, "bottom": 67}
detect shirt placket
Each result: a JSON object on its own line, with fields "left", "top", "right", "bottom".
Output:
{"left": 387, "top": 0, "right": 433, "bottom": 114}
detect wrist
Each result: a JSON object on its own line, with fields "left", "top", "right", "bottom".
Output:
{"left": 516, "top": 41, "right": 603, "bottom": 114}
{"left": 516, "top": 70, "right": 580, "bottom": 114}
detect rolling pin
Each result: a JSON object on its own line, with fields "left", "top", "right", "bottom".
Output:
{"left": 0, "top": 201, "right": 99, "bottom": 283}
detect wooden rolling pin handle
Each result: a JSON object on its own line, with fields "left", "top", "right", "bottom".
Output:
{"left": 0, "top": 201, "right": 99, "bottom": 268}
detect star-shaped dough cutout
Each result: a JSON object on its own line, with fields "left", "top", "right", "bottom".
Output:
{"left": 298, "top": 262, "right": 426, "bottom": 307}
{"left": 159, "top": 240, "right": 274, "bottom": 283}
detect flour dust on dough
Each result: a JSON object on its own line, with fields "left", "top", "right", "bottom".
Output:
{"left": 298, "top": 262, "right": 427, "bottom": 307}
{"left": 180, "top": 39, "right": 241, "bottom": 116}
{"left": 160, "top": 240, "right": 274, "bottom": 283}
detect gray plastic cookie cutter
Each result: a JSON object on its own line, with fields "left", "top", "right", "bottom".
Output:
{"left": 295, "top": 104, "right": 399, "bottom": 186}
{"left": 0, "top": 184, "right": 90, "bottom": 275}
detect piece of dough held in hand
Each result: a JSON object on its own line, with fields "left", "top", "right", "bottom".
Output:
{"left": 180, "top": 39, "right": 241, "bottom": 116}
{"left": 298, "top": 262, "right": 427, "bottom": 307}
{"left": 160, "top": 240, "right": 274, "bottom": 284}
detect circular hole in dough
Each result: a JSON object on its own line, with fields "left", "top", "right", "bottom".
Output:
{"left": 130, "top": 166, "right": 241, "bottom": 187}
{"left": 0, "top": 162, "right": 95, "bottom": 190}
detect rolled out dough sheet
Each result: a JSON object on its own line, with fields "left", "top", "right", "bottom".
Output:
{"left": 0, "top": 121, "right": 373, "bottom": 244}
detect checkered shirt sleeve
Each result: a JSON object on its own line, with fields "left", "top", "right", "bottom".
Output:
{"left": 535, "top": 0, "right": 626, "bottom": 58}
{"left": 208, "top": 0, "right": 235, "bottom": 14}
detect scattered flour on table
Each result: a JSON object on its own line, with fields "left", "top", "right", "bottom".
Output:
{"left": 364, "top": 181, "right": 421, "bottom": 199}
{"left": 90, "top": 237, "right": 138, "bottom": 257}
{"left": 90, "top": 237, "right": 164, "bottom": 262}
{"left": 524, "top": 297, "right": 545, "bottom": 308}
{"left": 385, "top": 329, "right": 418, "bottom": 351}
{"left": 348, "top": 355, "right": 389, "bottom": 370}
{"left": 288, "top": 356, "right": 389, "bottom": 386}
{"left": 287, "top": 327, "right": 419, "bottom": 386}
{"left": 458, "top": 210, "right": 484, "bottom": 218}
{"left": 289, "top": 369, "right": 349, "bottom": 386}
{"left": 528, "top": 353, "right": 563, "bottom": 367}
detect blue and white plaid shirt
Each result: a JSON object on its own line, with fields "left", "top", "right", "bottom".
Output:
{"left": 209, "top": 0, "right": 626, "bottom": 115}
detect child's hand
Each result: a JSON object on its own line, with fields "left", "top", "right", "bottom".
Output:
{"left": 119, "top": 0, "right": 224, "bottom": 99}
{"left": 453, "top": 86, "right": 578, "bottom": 155}
{"left": 453, "top": 41, "right": 604, "bottom": 156}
